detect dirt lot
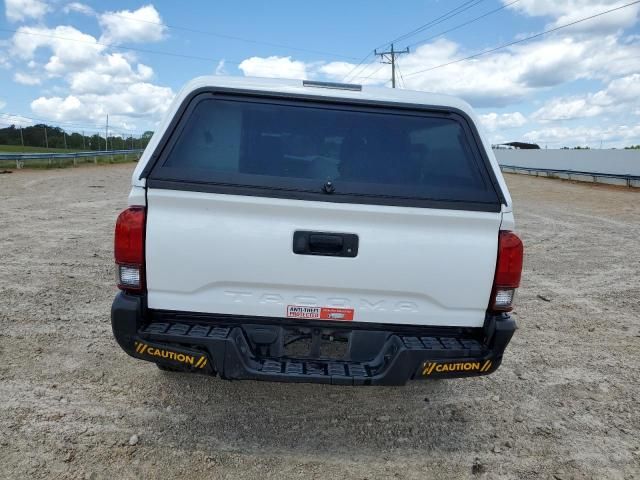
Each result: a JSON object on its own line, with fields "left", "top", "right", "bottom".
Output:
{"left": 0, "top": 164, "right": 638, "bottom": 479}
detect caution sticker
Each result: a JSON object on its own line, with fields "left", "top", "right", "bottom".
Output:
{"left": 133, "top": 341, "right": 208, "bottom": 369}
{"left": 286, "top": 305, "right": 354, "bottom": 321}
{"left": 421, "top": 360, "right": 492, "bottom": 376}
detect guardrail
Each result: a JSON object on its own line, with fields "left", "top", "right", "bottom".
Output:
{"left": 0, "top": 149, "right": 144, "bottom": 169}
{"left": 500, "top": 164, "right": 640, "bottom": 188}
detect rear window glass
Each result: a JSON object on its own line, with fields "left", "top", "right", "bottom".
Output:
{"left": 151, "top": 97, "right": 499, "bottom": 206}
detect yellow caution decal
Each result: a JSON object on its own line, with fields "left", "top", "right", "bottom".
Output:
{"left": 133, "top": 341, "right": 208, "bottom": 369}
{"left": 422, "top": 359, "right": 492, "bottom": 376}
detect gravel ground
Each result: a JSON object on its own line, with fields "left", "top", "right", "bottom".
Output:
{"left": 0, "top": 164, "right": 639, "bottom": 479}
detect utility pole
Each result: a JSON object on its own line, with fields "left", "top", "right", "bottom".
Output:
{"left": 82, "top": 131, "right": 86, "bottom": 150}
{"left": 63, "top": 131, "right": 67, "bottom": 149}
{"left": 19, "top": 126, "right": 24, "bottom": 147}
{"left": 105, "top": 114, "right": 109, "bottom": 151}
{"left": 374, "top": 43, "right": 410, "bottom": 88}
{"left": 44, "top": 126, "right": 48, "bottom": 148}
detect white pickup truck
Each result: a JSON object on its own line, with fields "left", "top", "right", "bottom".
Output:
{"left": 111, "top": 76, "right": 523, "bottom": 385}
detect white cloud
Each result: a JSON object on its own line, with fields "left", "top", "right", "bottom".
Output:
{"left": 63, "top": 2, "right": 95, "bottom": 16}
{"left": 533, "top": 98, "right": 603, "bottom": 122}
{"left": 237, "top": 33, "right": 637, "bottom": 109}
{"left": 5, "top": 0, "right": 48, "bottom": 23}
{"left": 523, "top": 123, "right": 640, "bottom": 147}
{"left": 0, "top": 99, "right": 6, "bottom": 109}
{"left": 14, "top": 71, "right": 41, "bottom": 85}
{"left": 532, "top": 73, "right": 640, "bottom": 121}
{"left": 31, "top": 82, "right": 174, "bottom": 130}
{"left": 599, "top": 73, "right": 640, "bottom": 102}
{"left": 99, "top": 5, "right": 166, "bottom": 44}
{"left": 0, "top": 113, "right": 35, "bottom": 128}
{"left": 392, "top": 40, "right": 531, "bottom": 106}
{"left": 310, "top": 32, "right": 640, "bottom": 108}
{"left": 68, "top": 53, "right": 154, "bottom": 94}
{"left": 479, "top": 112, "right": 527, "bottom": 131}
{"left": 239, "top": 56, "right": 309, "bottom": 79}
{"left": 9, "top": 21, "right": 173, "bottom": 131}
{"left": 0, "top": 51, "right": 10, "bottom": 69}
{"left": 317, "top": 61, "right": 356, "bottom": 80}
{"left": 505, "top": 0, "right": 640, "bottom": 32}
{"left": 11, "top": 26, "right": 105, "bottom": 73}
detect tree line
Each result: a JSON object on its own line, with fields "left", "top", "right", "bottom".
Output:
{"left": 0, "top": 124, "right": 153, "bottom": 151}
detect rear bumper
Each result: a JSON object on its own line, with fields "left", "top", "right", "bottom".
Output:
{"left": 111, "top": 292, "right": 516, "bottom": 386}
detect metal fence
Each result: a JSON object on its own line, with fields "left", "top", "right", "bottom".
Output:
{"left": 500, "top": 164, "right": 640, "bottom": 188}
{"left": 494, "top": 149, "right": 640, "bottom": 188}
{"left": 493, "top": 148, "right": 640, "bottom": 176}
{"left": 0, "top": 149, "right": 144, "bottom": 169}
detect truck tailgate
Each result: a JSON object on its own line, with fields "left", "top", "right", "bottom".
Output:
{"left": 145, "top": 188, "right": 500, "bottom": 327}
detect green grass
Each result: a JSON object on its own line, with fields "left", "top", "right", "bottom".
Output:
{"left": 0, "top": 144, "right": 83, "bottom": 153}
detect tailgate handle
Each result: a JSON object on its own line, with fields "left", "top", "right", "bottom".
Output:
{"left": 293, "top": 231, "right": 358, "bottom": 258}
{"left": 309, "top": 234, "right": 343, "bottom": 252}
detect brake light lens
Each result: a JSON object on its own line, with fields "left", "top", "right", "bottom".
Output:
{"left": 114, "top": 206, "right": 145, "bottom": 292}
{"left": 490, "top": 231, "right": 523, "bottom": 312}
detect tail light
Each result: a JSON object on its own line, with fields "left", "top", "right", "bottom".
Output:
{"left": 490, "top": 231, "right": 523, "bottom": 312}
{"left": 114, "top": 206, "right": 146, "bottom": 292}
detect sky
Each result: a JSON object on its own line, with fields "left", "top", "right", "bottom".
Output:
{"left": 0, "top": 0, "right": 639, "bottom": 147}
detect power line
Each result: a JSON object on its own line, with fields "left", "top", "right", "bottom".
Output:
{"left": 0, "top": 116, "right": 107, "bottom": 132}
{"left": 389, "top": 0, "right": 486, "bottom": 45}
{"left": 347, "top": 61, "right": 384, "bottom": 83}
{"left": 356, "top": 62, "right": 388, "bottom": 82}
{"left": 403, "top": 0, "right": 640, "bottom": 78}
{"left": 3, "top": 25, "right": 360, "bottom": 70}
{"left": 0, "top": 27, "right": 246, "bottom": 65}
{"left": 1, "top": 18, "right": 358, "bottom": 69}
{"left": 406, "top": 0, "right": 522, "bottom": 49}
{"left": 0, "top": 113, "right": 105, "bottom": 130}
{"left": 106, "top": 12, "right": 359, "bottom": 61}
{"left": 0, "top": 112, "right": 145, "bottom": 134}
{"left": 342, "top": 50, "right": 376, "bottom": 83}
{"left": 384, "top": 70, "right": 405, "bottom": 88}
{"left": 380, "top": 0, "right": 487, "bottom": 48}
{"left": 396, "top": 62, "right": 407, "bottom": 88}
{"left": 346, "top": 0, "right": 486, "bottom": 84}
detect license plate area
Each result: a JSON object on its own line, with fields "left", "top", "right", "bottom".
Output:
{"left": 283, "top": 328, "right": 350, "bottom": 360}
